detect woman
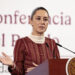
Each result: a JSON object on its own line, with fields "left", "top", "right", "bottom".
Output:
{"left": 0, "top": 7, "right": 60, "bottom": 75}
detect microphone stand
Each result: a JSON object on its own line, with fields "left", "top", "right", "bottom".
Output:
{"left": 56, "top": 43, "right": 75, "bottom": 54}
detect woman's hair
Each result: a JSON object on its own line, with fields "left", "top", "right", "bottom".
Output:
{"left": 31, "top": 7, "right": 49, "bottom": 20}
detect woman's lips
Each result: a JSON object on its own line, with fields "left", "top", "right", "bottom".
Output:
{"left": 39, "top": 26, "right": 45, "bottom": 29}
{"left": 39, "top": 26, "right": 45, "bottom": 30}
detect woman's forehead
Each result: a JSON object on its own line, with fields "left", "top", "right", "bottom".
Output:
{"left": 34, "top": 10, "right": 48, "bottom": 17}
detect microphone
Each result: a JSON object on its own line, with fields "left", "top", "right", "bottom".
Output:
{"left": 56, "top": 43, "right": 75, "bottom": 54}
{"left": 45, "top": 43, "right": 56, "bottom": 59}
{"left": 45, "top": 43, "right": 52, "bottom": 54}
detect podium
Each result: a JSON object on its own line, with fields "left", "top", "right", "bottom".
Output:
{"left": 26, "top": 59, "right": 68, "bottom": 75}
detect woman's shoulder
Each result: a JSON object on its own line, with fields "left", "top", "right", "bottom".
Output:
{"left": 16, "top": 36, "right": 28, "bottom": 41}
{"left": 45, "top": 37, "right": 56, "bottom": 44}
{"left": 45, "top": 37, "right": 54, "bottom": 41}
{"left": 14, "top": 36, "right": 28, "bottom": 45}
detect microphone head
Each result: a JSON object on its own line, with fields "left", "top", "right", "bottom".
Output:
{"left": 45, "top": 43, "right": 49, "bottom": 47}
{"left": 56, "top": 43, "right": 62, "bottom": 47}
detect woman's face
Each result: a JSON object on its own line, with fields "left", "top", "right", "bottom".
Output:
{"left": 30, "top": 10, "right": 49, "bottom": 36}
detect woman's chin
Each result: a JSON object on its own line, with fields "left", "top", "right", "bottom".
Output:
{"left": 37, "top": 31, "right": 45, "bottom": 34}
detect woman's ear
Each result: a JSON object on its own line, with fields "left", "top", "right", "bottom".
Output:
{"left": 29, "top": 19, "right": 33, "bottom": 26}
{"left": 29, "top": 18, "right": 31, "bottom": 24}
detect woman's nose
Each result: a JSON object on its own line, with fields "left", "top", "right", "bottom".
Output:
{"left": 41, "top": 19, "right": 45, "bottom": 24}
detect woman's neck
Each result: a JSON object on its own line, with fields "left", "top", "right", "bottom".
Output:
{"left": 32, "top": 32, "right": 44, "bottom": 36}
{"left": 28, "top": 33, "right": 45, "bottom": 44}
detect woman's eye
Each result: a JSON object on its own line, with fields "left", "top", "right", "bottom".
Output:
{"left": 36, "top": 18, "right": 41, "bottom": 20}
{"left": 44, "top": 18, "right": 48, "bottom": 21}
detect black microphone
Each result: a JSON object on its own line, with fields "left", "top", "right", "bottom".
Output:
{"left": 45, "top": 43, "right": 56, "bottom": 59}
{"left": 45, "top": 43, "right": 52, "bottom": 54}
{"left": 56, "top": 43, "right": 75, "bottom": 54}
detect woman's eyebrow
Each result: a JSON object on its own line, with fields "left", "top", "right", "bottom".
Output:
{"left": 36, "top": 16, "right": 48, "bottom": 18}
{"left": 44, "top": 17, "right": 48, "bottom": 18}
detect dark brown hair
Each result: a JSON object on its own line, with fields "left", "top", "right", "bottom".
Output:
{"left": 31, "top": 7, "right": 49, "bottom": 20}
